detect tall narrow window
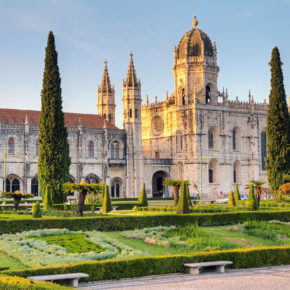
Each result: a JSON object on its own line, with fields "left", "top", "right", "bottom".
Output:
{"left": 12, "top": 178, "right": 20, "bottom": 192}
{"left": 31, "top": 178, "right": 38, "bottom": 196}
{"left": 88, "top": 141, "right": 94, "bottom": 158}
{"left": 209, "top": 169, "right": 213, "bottom": 183}
{"left": 109, "top": 114, "right": 112, "bottom": 122}
{"left": 233, "top": 129, "right": 236, "bottom": 150}
{"left": 129, "top": 109, "right": 132, "bottom": 118}
{"left": 233, "top": 169, "right": 237, "bottom": 183}
{"left": 208, "top": 131, "right": 213, "bottom": 149}
{"left": 111, "top": 141, "right": 120, "bottom": 159}
{"left": 182, "top": 89, "right": 185, "bottom": 105}
{"left": 8, "top": 137, "right": 15, "bottom": 154}
{"left": 206, "top": 85, "right": 211, "bottom": 104}
{"left": 261, "top": 132, "right": 267, "bottom": 170}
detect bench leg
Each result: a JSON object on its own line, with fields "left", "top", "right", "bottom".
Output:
{"left": 69, "top": 278, "right": 79, "bottom": 287}
{"left": 216, "top": 265, "right": 225, "bottom": 273}
{"left": 189, "top": 267, "right": 200, "bottom": 275}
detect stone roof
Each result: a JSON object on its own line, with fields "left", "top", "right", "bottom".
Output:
{"left": 100, "top": 60, "right": 112, "bottom": 93}
{"left": 0, "top": 108, "right": 119, "bottom": 129}
{"left": 125, "top": 52, "right": 138, "bottom": 87}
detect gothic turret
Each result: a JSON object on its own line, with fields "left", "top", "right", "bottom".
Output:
{"left": 122, "top": 52, "right": 143, "bottom": 197}
{"left": 97, "top": 60, "right": 116, "bottom": 124}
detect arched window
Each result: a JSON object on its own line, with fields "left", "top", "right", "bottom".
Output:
{"left": 12, "top": 178, "right": 20, "bottom": 192}
{"left": 88, "top": 141, "right": 94, "bottom": 158}
{"left": 129, "top": 109, "right": 132, "bottom": 118}
{"left": 36, "top": 141, "right": 39, "bottom": 156}
{"left": 85, "top": 174, "right": 99, "bottom": 184}
{"left": 233, "top": 129, "right": 236, "bottom": 150}
{"left": 31, "top": 178, "right": 38, "bottom": 196}
{"left": 111, "top": 141, "right": 120, "bottom": 159}
{"left": 4, "top": 178, "right": 10, "bottom": 192}
{"left": 8, "top": 137, "right": 15, "bottom": 154}
{"left": 208, "top": 131, "right": 213, "bottom": 149}
{"left": 206, "top": 85, "right": 211, "bottom": 104}
{"left": 261, "top": 132, "right": 267, "bottom": 170}
{"left": 111, "top": 179, "right": 121, "bottom": 198}
{"left": 209, "top": 169, "right": 213, "bottom": 183}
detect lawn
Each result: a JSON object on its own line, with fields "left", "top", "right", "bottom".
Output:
{"left": 0, "top": 252, "right": 26, "bottom": 270}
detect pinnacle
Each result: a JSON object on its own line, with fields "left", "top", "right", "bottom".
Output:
{"left": 126, "top": 52, "right": 138, "bottom": 87}
{"left": 100, "top": 59, "right": 112, "bottom": 93}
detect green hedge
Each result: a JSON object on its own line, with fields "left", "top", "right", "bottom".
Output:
{"left": 0, "top": 210, "right": 289, "bottom": 234}
{"left": 0, "top": 274, "right": 72, "bottom": 289}
{"left": 52, "top": 202, "right": 137, "bottom": 211}
{"left": 3, "top": 246, "right": 290, "bottom": 282}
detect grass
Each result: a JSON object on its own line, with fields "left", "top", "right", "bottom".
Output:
{"left": 0, "top": 252, "right": 27, "bottom": 270}
{"left": 30, "top": 233, "right": 104, "bottom": 254}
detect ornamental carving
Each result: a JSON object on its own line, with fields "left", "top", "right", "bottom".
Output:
{"left": 151, "top": 116, "right": 163, "bottom": 136}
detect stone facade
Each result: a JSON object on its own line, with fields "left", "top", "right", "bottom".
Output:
{"left": 0, "top": 16, "right": 269, "bottom": 199}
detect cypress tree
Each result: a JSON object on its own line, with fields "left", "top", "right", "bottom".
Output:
{"left": 32, "top": 201, "right": 42, "bottom": 218}
{"left": 138, "top": 183, "right": 148, "bottom": 207}
{"left": 38, "top": 31, "right": 70, "bottom": 208}
{"left": 265, "top": 47, "right": 290, "bottom": 193}
{"left": 102, "top": 184, "right": 112, "bottom": 213}
{"left": 248, "top": 184, "right": 258, "bottom": 210}
{"left": 176, "top": 182, "right": 190, "bottom": 214}
{"left": 228, "top": 190, "right": 236, "bottom": 207}
{"left": 234, "top": 183, "right": 241, "bottom": 201}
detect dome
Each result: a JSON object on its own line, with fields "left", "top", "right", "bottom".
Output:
{"left": 177, "top": 17, "right": 214, "bottom": 59}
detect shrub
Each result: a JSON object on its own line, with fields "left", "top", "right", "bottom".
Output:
{"left": 32, "top": 201, "right": 42, "bottom": 218}
{"left": 138, "top": 183, "right": 148, "bottom": 207}
{"left": 102, "top": 185, "right": 112, "bottom": 213}
{"left": 235, "top": 183, "right": 241, "bottom": 200}
{"left": 248, "top": 184, "right": 258, "bottom": 210}
{"left": 3, "top": 247, "right": 290, "bottom": 282}
{"left": 0, "top": 274, "right": 72, "bottom": 289}
{"left": 176, "top": 183, "right": 190, "bottom": 214}
{"left": 228, "top": 191, "right": 236, "bottom": 207}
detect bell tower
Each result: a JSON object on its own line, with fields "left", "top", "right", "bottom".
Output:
{"left": 173, "top": 15, "right": 219, "bottom": 105}
{"left": 122, "top": 52, "right": 143, "bottom": 197}
{"left": 97, "top": 60, "right": 116, "bottom": 124}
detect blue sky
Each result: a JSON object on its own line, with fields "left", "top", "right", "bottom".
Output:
{"left": 0, "top": 0, "right": 289, "bottom": 128}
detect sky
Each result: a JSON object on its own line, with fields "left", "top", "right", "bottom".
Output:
{"left": 0, "top": 0, "right": 289, "bottom": 128}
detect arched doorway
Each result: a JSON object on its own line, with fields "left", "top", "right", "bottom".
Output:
{"left": 111, "top": 178, "right": 123, "bottom": 198}
{"left": 152, "top": 171, "right": 169, "bottom": 198}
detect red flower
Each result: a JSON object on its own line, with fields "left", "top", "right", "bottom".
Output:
{"left": 59, "top": 208, "right": 61, "bottom": 210}
{"left": 46, "top": 203, "right": 49, "bottom": 205}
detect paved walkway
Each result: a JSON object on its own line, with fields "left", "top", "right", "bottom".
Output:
{"left": 79, "top": 265, "right": 290, "bottom": 290}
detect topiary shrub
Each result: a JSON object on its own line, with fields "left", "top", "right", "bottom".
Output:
{"left": 235, "top": 183, "right": 241, "bottom": 201}
{"left": 248, "top": 184, "right": 258, "bottom": 210}
{"left": 138, "top": 183, "right": 148, "bottom": 207}
{"left": 32, "top": 201, "right": 42, "bottom": 218}
{"left": 228, "top": 190, "right": 236, "bottom": 207}
{"left": 1, "top": 191, "right": 34, "bottom": 211}
{"left": 176, "top": 182, "right": 190, "bottom": 214}
{"left": 102, "top": 184, "right": 112, "bottom": 213}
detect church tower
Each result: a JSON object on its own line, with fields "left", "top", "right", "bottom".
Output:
{"left": 97, "top": 60, "right": 116, "bottom": 124}
{"left": 122, "top": 52, "right": 143, "bottom": 197}
{"left": 173, "top": 15, "right": 219, "bottom": 105}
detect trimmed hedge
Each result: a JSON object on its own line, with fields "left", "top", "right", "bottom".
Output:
{"left": 52, "top": 202, "right": 137, "bottom": 211}
{"left": 3, "top": 246, "right": 290, "bottom": 282}
{"left": 0, "top": 210, "right": 289, "bottom": 234}
{"left": 0, "top": 274, "right": 72, "bottom": 289}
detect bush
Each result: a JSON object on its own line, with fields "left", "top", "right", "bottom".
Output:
{"left": 176, "top": 183, "right": 190, "bottom": 214}
{"left": 0, "top": 274, "right": 71, "bottom": 289}
{"left": 228, "top": 191, "right": 236, "bottom": 207}
{"left": 248, "top": 184, "right": 258, "bottom": 210}
{"left": 3, "top": 246, "right": 290, "bottom": 282}
{"left": 102, "top": 185, "right": 112, "bottom": 213}
{"left": 32, "top": 201, "right": 42, "bottom": 218}
{"left": 138, "top": 183, "right": 148, "bottom": 207}
{"left": 0, "top": 210, "right": 289, "bottom": 234}
{"left": 235, "top": 183, "right": 241, "bottom": 201}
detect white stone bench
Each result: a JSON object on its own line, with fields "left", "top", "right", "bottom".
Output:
{"left": 184, "top": 261, "right": 233, "bottom": 275}
{"left": 27, "top": 273, "right": 89, "bottom": 287}
{"left": 112, "top": 206, "right": 118, "bottom": 211}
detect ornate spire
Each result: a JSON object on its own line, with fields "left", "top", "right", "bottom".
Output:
{"left": 100, "top": 59, "right": 112, "bottom": 93}
{"left": 125, "top": 52, "right": 138, "bottom": 87}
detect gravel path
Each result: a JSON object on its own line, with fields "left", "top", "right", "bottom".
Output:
{"left": 79, "top": 265, "right": 290, "bottom": 290}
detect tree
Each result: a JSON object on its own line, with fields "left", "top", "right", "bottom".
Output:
{"left": 138, "top": 183, "right": 148, "bottom": 207}
{"left": 176, "top": 182, "right": 190, "bottom": 214}
{"left": 234, "top": 183, "right": 241, "bottom": 201}
{"left": 245, "top": 180, "right": 267, "bottom": 207}
{"left": 265, "top": 47, "right": 290, "bottom": 193}
{"left": 102, "top": 184, "right": 112, "bottom": 213}
{"left": 163, "top": 178, "right": 189, "bottom": 207}
{"left": 38, "top": 31, "right": 71, "bottom": 209}
{"left": 32, "top": 201, "right": 42, "bottom": 218}
{"left": 248, "top": 184, "right": 258, "bottom": 210}
{"left": 1, "top": 191, "right": 34, "bottom": 211}
{"left": 63, "top": 180, "right": 102, "bottom": 216}
{"left": 228, "top": 190, "right": 236, "bottom": 207}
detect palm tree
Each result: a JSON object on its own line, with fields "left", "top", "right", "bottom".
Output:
{"left": 245, "top": 180, "right": 267, "bottom": 207}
